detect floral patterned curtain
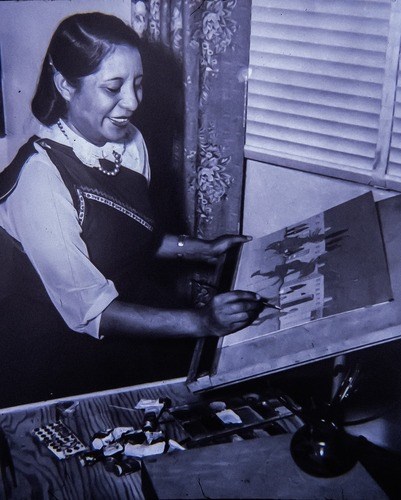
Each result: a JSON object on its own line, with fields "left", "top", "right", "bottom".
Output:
{"left": 131, "top": 0, "right": 251, "bottom": 240}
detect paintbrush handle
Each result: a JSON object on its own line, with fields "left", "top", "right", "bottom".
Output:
{"left": 259, "top": 298, "right": 281, "bottom": 310}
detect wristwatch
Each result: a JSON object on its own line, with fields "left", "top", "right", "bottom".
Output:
{"left": 177, "top": 234, "right": 188, "bottom": 258}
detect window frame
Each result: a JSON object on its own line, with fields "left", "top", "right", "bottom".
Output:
{"left": 244, "top": 0, "right": 401, "bottom": 192}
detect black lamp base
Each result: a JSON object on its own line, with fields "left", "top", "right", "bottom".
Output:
{"left": 290, "top": 419, "right": 358, "bottom": 478}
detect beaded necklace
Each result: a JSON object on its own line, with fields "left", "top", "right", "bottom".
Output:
{"left": 56, "top": 119, "right": 123, "bottom": 176}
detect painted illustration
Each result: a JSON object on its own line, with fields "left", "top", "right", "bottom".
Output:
{"left": 223, "top": 193, "right": 393, "bottom": 347}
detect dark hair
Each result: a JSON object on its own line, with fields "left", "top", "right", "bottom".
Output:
{"left": 31, "top": 12, "right": 141, "bottom": 125}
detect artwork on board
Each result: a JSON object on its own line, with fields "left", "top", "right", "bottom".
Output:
{"left": 223, "top": 192, "right": 393, "bottom": 348}
{"left": 0, "top": 46, "right": 4, "bottom": 138}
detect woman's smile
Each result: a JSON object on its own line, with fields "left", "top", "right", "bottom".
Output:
{"left": 109, "top": 116, "right": 131, "bottom": 127}
{"left": 63, "top": 44, "right": 143, "bottom": 146}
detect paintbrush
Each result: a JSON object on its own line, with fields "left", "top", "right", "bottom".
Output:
{"left": 191, "top": 279, "right": 282, "bottom": 310}
{"left": 259, "top": 297, "right": 281, "bottom": 310}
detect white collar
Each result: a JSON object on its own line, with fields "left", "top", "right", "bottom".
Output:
{"left": 38, "top": 120, "right": 141, "bottom": 171}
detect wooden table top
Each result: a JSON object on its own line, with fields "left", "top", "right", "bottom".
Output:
{"left": 0, "top": 377, "right": 389, "bottom": 499}
{"left": 0, "top": 377, "right": 195, "bottom": 500}
{"left": 142, "top": 434, "right": 387, "bottom": 499}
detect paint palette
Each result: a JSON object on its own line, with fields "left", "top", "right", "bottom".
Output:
{"left": 32, "top": 421, "right": 87, "bottom": 459}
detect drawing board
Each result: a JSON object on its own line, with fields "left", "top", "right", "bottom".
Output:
{"left": 224, "top": 192, "right": 392, "bottom": 348}
{"left": 188, "top": 193, "right": 400, "bottom": 392}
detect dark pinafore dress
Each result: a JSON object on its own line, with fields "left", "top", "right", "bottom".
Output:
{"left": 0, "top": 137, "right": 194, "bottom": 407}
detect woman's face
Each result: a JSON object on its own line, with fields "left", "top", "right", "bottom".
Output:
{"left": 64, "top": 45, "right": 143, "bottom": 146}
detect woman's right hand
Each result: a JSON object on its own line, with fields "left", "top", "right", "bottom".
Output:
{"left": 100, "top": 292, "right": 264, "bottom": 341}
{"left": 197, "top": 291, "right": 264, "bottom": 337}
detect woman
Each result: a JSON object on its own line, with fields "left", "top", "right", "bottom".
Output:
{"left": 0, "top": 13, "right": 262, "bottom": 406}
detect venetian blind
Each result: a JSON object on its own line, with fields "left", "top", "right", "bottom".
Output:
{"left": 245, "top": 0, "right": 401, "bottom": 189}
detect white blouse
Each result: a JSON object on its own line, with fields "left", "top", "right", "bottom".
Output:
{"left": 0, "top": 121, "right": 151, "bottom": 338}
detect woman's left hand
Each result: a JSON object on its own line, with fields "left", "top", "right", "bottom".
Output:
{"left": 195, "top": 234, "right": 252, "bottom": 264}
{"left": 156, "top": 234, "right": 252, "bottom": 263}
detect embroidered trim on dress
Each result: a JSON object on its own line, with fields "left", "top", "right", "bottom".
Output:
{"left": 76, "top": 189, "right": 86, "bottom": 226}
{"left": 76, "top": 187, "right": 154, "bottom": 232}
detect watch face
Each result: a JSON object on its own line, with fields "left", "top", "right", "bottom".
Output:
{"left": 178, "top": 235, "right": 187, "bottom": 247}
